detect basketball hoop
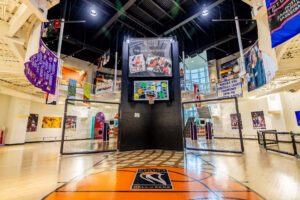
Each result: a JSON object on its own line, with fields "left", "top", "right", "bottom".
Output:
{"left": 148, "top": 96, "right": 155, "bottom": 104}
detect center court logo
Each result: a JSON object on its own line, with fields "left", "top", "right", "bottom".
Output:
{"left": 131, "top": 169, "right": 173, "bottom": 189}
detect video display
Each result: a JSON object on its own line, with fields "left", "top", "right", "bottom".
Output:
{"left": 128, "top": 38, "right": 173, "bottom": 77}
{"left": 133, "top": 80, "right": 169, "bottom": 101}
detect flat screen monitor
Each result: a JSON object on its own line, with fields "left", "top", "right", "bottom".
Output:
{"left": 128, "top": 38, "right": 173, "bottom": 77}
{"left": 133, "top": 80, "right": 169, "bottom": 101}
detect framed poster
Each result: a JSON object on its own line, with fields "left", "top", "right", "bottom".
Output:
{"left": 251, "top": 111, "right": 266, "bottom": 129}
{"left": 133, "top": 80, "right": 169, "bottom": 101}
{"left": 42, "top": 117, "right": 62, "bottom": 128}
{"left": 65, "top": 116, "right": 77, "bottom": 132}
{"left": 295, "top": 111, "right": 300, "bottom": 126}
{"left": 230, "top": 113, "right": 242, "bottom": 129}
{"left": 128, "top": 38, "right": 173, "bottom": 77}
{"left": 26, "top": 114, "right": 39, "bottom": 132}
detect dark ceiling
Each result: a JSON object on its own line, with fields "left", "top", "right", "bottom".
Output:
{"left": 45, "top": 0, "right": 257, "bottom": 69}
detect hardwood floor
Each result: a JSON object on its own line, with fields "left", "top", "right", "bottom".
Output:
{"left": 0, "top": 139, "right": 299, "bottom": 199}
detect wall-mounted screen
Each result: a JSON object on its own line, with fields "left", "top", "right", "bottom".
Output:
{"left": 128, "top": 38, "right": 173, "bottom": 77}
{"left": 133, "top": 80, "right": 169, "bottom": 101}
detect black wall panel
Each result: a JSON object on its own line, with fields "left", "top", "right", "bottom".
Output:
{"left": 119, "top": 39, "right": 183, "bottom": 151}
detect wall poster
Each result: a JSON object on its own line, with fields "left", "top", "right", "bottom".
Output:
{"left": 83, "top": 83, "right": 91, "bottom": 101}
{"left": 26, "top": 114, "right": 39, "bottom": 132}
{"left": 65, "top": 116, "right": 77, "bottom": 132}
{"left": 230, "top": 113, "right": 243, "bottom": 129}
{"left": 266, "top": 0, "right": 300, "bottom": 47}
{"left": 251, "top": 111, "right": 266, "bottom": 129}
{"left": 42, "top": 117, "right": 62, "bottom": 128}
{"left": 245, "top": 42, "right": 278, "bottom": 92}
{"left": 295, "top": 111, "right": 300, "bottom": 126}
{"left": 128, "top": 38, "right": 173, "bottom": 77}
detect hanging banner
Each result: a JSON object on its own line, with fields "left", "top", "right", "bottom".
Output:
{"left": 217, "top": 77, "right": 243, "bottom": 98}
{"left": 24, "top": 40, "right": 58, "bottom": 94}
{"left": 128, "top": 38, "right": 173, "bottom": 77}
{"left": 68, "top": 79, "right": 77, "bottom": 99}
{"left": 46, "top": 80, "right": 59, "bottom": 105}
{"left": 83, "top": 83, "right": 91, "bottom": 101}
{"left": 193, "top": 84, "right": 201, "bottom": 108}
{"left": 245, "top": 42, "right": 278, "bottom": 92}
{"left": 266, "top": 0, "right": 300, "bottom": 47}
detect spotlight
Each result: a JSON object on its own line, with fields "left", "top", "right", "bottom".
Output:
{"left": 90, "top": 9, "right": 97, "bottom": 17}
{"left": 202, "top": 8, "right": 208, "bottom": 16}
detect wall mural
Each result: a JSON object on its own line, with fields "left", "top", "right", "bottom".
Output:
{"left": 251, "top": 111, "right": 266, "bottom": 129}
{"left": 26, "top": 114, "right": 39, "bottom": 132}
{"left": 42, "top": 117, "right": 62, "bottom": 128}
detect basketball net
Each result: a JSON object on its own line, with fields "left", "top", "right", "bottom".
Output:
{"left": 148, "top": 96, "right": 155, "bottom": 104}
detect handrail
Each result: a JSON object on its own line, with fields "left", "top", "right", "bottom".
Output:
{"left": 258, "top": 130, "right": 299, "bottom": 158}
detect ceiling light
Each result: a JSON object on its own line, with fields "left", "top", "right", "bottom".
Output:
{"left": 90, "top": 9, "right": 97, "bottom": 17}
{"left": 202, "top": 8, "right": 208, "bottom": 16}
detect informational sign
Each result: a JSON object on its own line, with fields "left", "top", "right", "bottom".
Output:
{"left": 266, "top": 0, "right": 300, "bottom": 47}
{"left": 128, "top": 38, "right": 173, "bottom": 77}
{"left": 68, "top": 79, "right": 77, "bottom": 99}
{"left": 24, "top": 40, "right": 58, "bottom": 94}
{"left": 217, "top": 78, "right": 242, "bottom": 98}
{"left": 133, "top": 80, "right": 169, "bottom": 101}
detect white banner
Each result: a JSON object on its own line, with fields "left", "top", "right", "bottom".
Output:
{"left": 217, "top": 78, "right": 243, "bottom": 98}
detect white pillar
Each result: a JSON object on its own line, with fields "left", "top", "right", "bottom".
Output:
{"left": 5, "top": 97, "right": 31, "bottom": 144}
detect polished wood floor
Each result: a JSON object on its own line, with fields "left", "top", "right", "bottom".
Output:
{"left": 0, "top": 139, "right": 300, "bottom": 199}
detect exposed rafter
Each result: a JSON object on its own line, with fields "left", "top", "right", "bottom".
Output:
{"left": 99, "top": 0, "right": 158, "bottom": 36}
{"left": 162, "top": 0, "right": 226, "bottom": 35}
{"left": 133, "top": 4, "right": 164, "bottom": 27}
{"left": 91, "top": 0, "right": 136, "bottom": 41}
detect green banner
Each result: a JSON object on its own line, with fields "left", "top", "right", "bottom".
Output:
{"left": 84, "top": 83, "right": 91, "bottom": 101}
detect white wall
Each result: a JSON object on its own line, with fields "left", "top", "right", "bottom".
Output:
{"left": 0, "top": 94, "right": 10, "bottom": 128}
{"left": 212, "top": 94, "right": 288, "bottom": 140}
{"left": 25, "top": 101, "right": 119, "bottom": 142}
{"left": 281, "top": 91, "right": 300, "bottom": 133}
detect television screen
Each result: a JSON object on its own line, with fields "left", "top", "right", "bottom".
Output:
{"left": 200, "top": 120, "right": 206, "bottom": 125}
{"left": 133, "top": 80, "right": 169, "bottom": 101}
{"left": 128, "top": 38, "right": 173, "bottom": 77}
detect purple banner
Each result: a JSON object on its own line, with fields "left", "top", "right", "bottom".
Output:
{"left": 24, "top": 40, "right": 58, "bottom": 94}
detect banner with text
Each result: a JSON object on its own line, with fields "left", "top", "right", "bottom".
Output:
{"left": 217, "top": 78, "right": 243, "bottom": 98}
{"left": 24, "top": 40, "right": 58, "bottom": 94}
{"left": 266, "top": 0, "right": 300, "bottom": 47}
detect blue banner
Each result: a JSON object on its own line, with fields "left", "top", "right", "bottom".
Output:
{"left": 266, "top": 0, "right": 300, "bottom": 47}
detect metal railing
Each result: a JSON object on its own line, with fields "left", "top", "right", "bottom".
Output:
{"left": 258, "top": 130, "right": 300, "bottom": 158}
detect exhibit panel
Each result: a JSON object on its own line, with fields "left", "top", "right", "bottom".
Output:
{"left": 119, "top": 37, "right": 183, "bottom": 151}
